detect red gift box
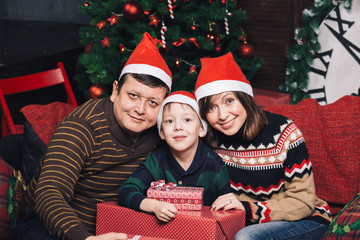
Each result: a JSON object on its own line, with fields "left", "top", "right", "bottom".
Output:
{"left": 147, "top": 185, "right": 203, "bottom": 211}
{"left": 96, "top": 201, "right": 245, "bottom": 240}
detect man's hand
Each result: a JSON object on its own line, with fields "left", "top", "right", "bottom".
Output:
{"left": 86, "top": 232, "right": 127, "bottom": 240}
{"left": 211, "top": 193, "right": 245, "bottom": 211}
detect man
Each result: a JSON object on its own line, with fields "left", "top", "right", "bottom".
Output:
{"left": 16, "top": 32, "right": 172, "bottom": 240}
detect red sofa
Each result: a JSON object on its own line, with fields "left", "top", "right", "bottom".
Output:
{"left": 21, "top": 95, "right": 360, "bottom": 217}
{"left": 265, "top": 95, "right": 360, "bottom": 217}
{"left": 1, "top": 95, "right": 359, "bottom": 238}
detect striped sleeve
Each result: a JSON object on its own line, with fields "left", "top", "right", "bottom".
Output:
{"left": 244, "top": 124, "right": 317, "bottom": 224}
{"left": 29, "top": 101, "right": 106, "bottom": 240}
{"left": 33, "top": 115, "right": 94, "bottom": 239}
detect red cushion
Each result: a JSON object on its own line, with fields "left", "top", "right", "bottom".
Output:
{"left": 265, "top": 95, "right": 360, "bottom": 216}
{"left": 21, "top": 102, "right": 76, "bottom": 146}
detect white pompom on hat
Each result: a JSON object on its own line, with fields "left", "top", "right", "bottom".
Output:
{"left": 194, "top": 52, "right": 253, "bottom": 101}
{"left": 157, "top": 90, "right": 208, "bottom": 135}
{"left": 119, "top": 32, "right": 172, "bottom": 90}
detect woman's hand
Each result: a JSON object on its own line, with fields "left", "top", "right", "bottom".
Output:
{"left": 86, "top": 232, "right": 128, "bottom": 240}
{"left": 211, "top": 193, "right": 245, "bottom": 211}
{"left": 152, "top": 201, "right": 178, "bottom": 222}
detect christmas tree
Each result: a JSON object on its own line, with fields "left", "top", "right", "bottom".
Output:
{"left": 75, "top": 0, "right": 263, "bottom": 99}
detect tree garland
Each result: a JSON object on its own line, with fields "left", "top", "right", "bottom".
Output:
{"left": 281, "top": 0, "right": 352, "bottom": 104}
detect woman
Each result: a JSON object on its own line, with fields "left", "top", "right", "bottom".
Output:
{"left": 194, "top": 52, "right": 331, "bottom": 240}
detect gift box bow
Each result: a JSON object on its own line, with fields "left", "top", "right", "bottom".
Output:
{"left": 150, "top": 180, "right": 176, "bottom": 191}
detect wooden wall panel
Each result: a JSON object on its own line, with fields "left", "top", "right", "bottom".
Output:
{"left": 240, "top": 0, "right": 314, "bottom": 92}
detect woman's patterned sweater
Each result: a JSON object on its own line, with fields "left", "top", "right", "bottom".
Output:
{"left": 214, "top": 111, "right": 332, "bottom": 225}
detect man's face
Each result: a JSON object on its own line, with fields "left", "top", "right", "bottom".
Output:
{"left": 110, "top": 75, "right": 167, "bottom": 140}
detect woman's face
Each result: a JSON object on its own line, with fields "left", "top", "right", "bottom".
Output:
{"left": 205, "top": 91, "right": 247, "bottom": 136}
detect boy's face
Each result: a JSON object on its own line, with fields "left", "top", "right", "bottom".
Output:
{"left": 160, "top": 103, "right": 205, "bottom": 153}
{"left": 110, "top": 75, "right": 167, "bottom": 140}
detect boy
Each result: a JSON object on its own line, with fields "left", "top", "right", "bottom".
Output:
{"left": 118, "top": 91, "right": 231, "bottom": 222}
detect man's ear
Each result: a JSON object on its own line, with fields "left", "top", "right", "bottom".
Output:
{"left": 110, "top": 80, "right": 119, "bottom": 102}
{"left": 198, "top": 124, "right": 206, "bottom": 138}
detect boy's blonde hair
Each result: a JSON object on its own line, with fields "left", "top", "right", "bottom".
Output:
{"left": 157, "top": 91, "right": 207, "bottom": 136}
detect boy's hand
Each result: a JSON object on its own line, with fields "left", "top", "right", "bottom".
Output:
{"left": 140, "top": 198, "right": 178, "bottom": 222}
{"left": 211, "top": 193, "right": 245, "bottom": 211}
{"left": 153, "top": 201, "right": 178, "bottom": 222}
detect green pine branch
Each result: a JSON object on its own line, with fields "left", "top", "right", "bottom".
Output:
{"left": 76, "top": 0, "right": 262, "bottom": 99}
{"left": 281, "top": 0, "right": 352, "bottom": 104}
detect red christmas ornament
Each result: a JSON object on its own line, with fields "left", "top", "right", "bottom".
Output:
{"left": 107, "top": 14, "right": 119, "bottom": 26}
{"left": 96, "top": 20, "right": 107, "bottom": 30}
{"left": 88, "top": 84, "right": 107, "bottom": 99}
{"left": 143, "top": 10, "right": 150, "bottom": 16}
{"left": 149, "top": 15, "right": 161, "bottom": 27}
{"left": 119, "top": 44, "right": 125, "bottom": 53}
{"left": 221, "top": 0, "right": 226, "bottom": 4}
{"left": 123, "top": 0, "right": 142, "bottom": 21}
{"left": 189, "top": 65, "right": 196, "bottom": 74}
{"left": 84, "top": 43, "right": 94, "bottom": 53}
{"left": 190, "top": 24, "right": 197, "bottom": 31}
{"left": 101, "top": 37, "right": 110, "bottom": 48}
{"left": 83, "top": 2, "right": 89, "bottom": 7}
{"left": 214, "top": 45, "right": 222, "bottom": 52}
{"left": 239, "top": 43, "right": 254, "bottom": 59}
{"left": 206, "top": 30, "right": 219, "bottom": 44}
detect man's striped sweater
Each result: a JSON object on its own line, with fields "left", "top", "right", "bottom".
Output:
{"left": 214, "top": 111, "right": 332, "bottom": 226}
{"left": 24, "top": 98, "right": 160, "bottom": 240}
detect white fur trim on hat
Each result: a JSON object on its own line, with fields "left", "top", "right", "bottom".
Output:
{"left": 157, "top": 94, "right": 208, "bottom": 136}
{"left": 195, "top": 79, "right": 253, "bottom": 101}
{"left": 119, "top": 64, "right": 172, "bottom": 90}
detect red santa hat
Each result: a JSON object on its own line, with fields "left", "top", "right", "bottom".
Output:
{"left": 157, "top": 90, "right": 208, "bottom": 135}
{"left": 119, "top": 32, "right": 172, "bottom": 90}
{"left": 194, "top": 52, "right": 253, "bottom": 101}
